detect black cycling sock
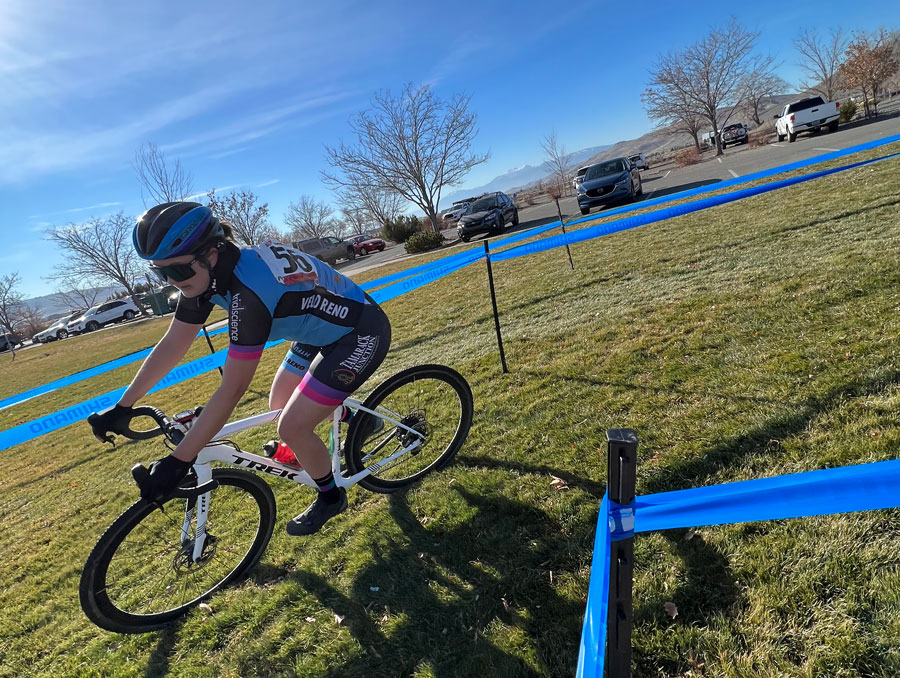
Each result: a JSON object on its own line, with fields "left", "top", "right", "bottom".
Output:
{"left": 312, "top": 471, "right": 341, "bottom": 504}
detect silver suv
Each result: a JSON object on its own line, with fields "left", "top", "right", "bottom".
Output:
{"left": 292, "top": 237, "right": 356, "bottom": 265}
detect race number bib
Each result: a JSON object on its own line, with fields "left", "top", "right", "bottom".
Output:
{"left": 258, "top": 241, "right": 319, "bottom": 285}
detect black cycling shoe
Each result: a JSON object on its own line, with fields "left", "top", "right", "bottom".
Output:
{"left": 286, "top": 488, "right": 348, "bottom": 536}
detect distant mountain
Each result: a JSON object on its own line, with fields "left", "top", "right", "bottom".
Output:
{"left": 442, "top": 144, "right": 612, "bottom": 206}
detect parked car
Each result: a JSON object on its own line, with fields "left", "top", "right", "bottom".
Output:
{"left": 572, "top": 165, "right": 591, "bottom": 190}
{"left": 774, "top": 96, "right": 840, "bottom": 143}
{"left": 441, "top": 199, "right": 475, "bottom": 224}
{"left": 456, "top": 191, "right": 519, "bottom": 242}
{"left": 720, "top": 123, "right": 748, "bottom": 148}
{"left": 292, "top": 236, "right": 356, "bottom": 265}
{"left": 0, "top": 332, "right": 22, "bottom": 353}
{"left": 67, "top": 298, "right": 140, "bottom": 334}
{"left": 577, "top": 157, "right": 643, "bottom": 215}
{"left": 346, "top": 234, "right": 386, "bottom": 255}
{"left": 32, "top": 309, "right": 85, "bottom": 343}
{"left": 628, "top": 153, "right": 650, "bottom": 170}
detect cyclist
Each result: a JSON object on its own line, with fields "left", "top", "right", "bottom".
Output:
{"left": 89, "top": 202, "right": 391, "bottom": 535}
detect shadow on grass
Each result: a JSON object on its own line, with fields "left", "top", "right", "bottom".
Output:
{"left": 276, "top": 487, "right": 589, "bottom": 678}
{"left": 143, "top": 619, "right": 186, "bottom": 678}
{"left": 641, "top": 367, "right": 900, "bottom": 495}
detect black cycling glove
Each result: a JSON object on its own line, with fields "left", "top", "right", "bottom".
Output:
{"left": 88, "top": 403, "right": 134, "bottom": 443}
{"left": 140, "top": 455, "right": 193, "bottom": 502}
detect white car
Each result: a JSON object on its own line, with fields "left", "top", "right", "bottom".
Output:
{"left": 67, "top": 298, "right": 140, "bottom": 334}
{"left": 32, "top": 309, "right": 85, "bottom": 343}
{"left": 628, "top": 153, "right": 650, "bottom": 170}
{"left": 441, "top": 199, "right": 474, "bottom": 224}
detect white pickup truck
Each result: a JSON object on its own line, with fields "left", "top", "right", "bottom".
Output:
{"left": 775, "top": 96, "right": 841, "bottom": 143}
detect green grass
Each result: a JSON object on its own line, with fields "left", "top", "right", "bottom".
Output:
{"left": 2, "top": 145, "right": 900, "bottom": 676}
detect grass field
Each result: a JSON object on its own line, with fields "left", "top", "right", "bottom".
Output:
{"left": 2, "top": 143, "right": 900, "bottom": 677}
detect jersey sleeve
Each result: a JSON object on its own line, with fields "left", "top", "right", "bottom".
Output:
{"left": 226, "top": 280, "right": 273, "bottom": 362}
{"left": 174, "top": 294, "right": 215, "bottom": 325}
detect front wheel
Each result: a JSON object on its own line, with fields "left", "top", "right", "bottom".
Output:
{"left": 123, "top": 310, "right": 135, "bottom": 320}
{"left": 80, "top": 468, "right": 276, "bottom": 634}
{"left": 86, "top": 321, "right": 100, "bottom": 332}
{"left": 345, "top": 364, "right": 474, "bottom": 493}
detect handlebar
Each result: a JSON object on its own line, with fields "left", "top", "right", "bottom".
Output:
{"left": 131, "top": 463, "right": 219, "bottom": 500}
{"left": 88, "top": 405, "right": 185, "bottom": 446}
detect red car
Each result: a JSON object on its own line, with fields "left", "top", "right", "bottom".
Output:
{"left": 347, "top": 234, "right": 386, "bottom": 255}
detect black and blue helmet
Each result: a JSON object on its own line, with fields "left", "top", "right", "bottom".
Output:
{"left": 133, "top": 202, "right": 225, "bottom": 261}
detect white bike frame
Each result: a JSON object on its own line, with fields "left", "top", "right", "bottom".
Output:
{"left": 177, "top": 397, "right": 425, "bottom": 563}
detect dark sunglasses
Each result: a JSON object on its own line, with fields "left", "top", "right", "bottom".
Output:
{"left": 149, "top": 257, "right": 200, "bottom": 283}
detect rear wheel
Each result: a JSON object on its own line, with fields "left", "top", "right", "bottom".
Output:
{"left": 580, "top": 207, "right": 590, "bottom": 215}
{"left": 777, "top": 133, "right": 785, "bottom": 142}
{"left": 57, "top": 330, "right": 68, "bottom": 340}
{"left": 79, "top": 468, "right": 276, "bottom": 633}
{"left": 788, "top": 131, "right": 797, "bottom": 143}
{"left": 345, "top": 364, "right": 474, "bottom": 493}
{"left": 828, "top": 121, "right": 839, "bottom": 133}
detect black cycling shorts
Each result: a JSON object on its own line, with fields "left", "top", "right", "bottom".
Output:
{"left": 282, "top": 298, "right": 391, "bottom": 406}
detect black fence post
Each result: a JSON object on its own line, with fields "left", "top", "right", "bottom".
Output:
{"left": 483, "top": 240, "right": 509, "bottom": 374}
{"left": 554, "top": 197, "right": 575, "bottom": 271}
{"left": 606, "top": 428, "right": 637, "bottom": 677}
{"left": 202, "top": 325, "right": 224, "bottom": 378}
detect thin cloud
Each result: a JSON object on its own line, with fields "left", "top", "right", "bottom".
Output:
{"left": 256, "top": 179, "right": 280, "bottom": 188}
{"left": 29, "top": 202, "right": 121, "bottom": 219}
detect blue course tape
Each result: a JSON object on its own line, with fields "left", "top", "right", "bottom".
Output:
{"left": 634, "top": 457, "right": 900, "bottom": 533}
{"left": 4, "top": 140, "right": 900, "bottom": 447}
{"left": 577, "top": 493, "right": 610, "bottom": 678}
{"left": 0, "top": 338, "right": 286, "bottom": 451}
{"left": 364, "top": 131, "right": 900, "bottom": 291}
{"left": 0, "top": 347, "right": 152, "bottom": 411}
{"left": 493, "top": 152, "right": 900, "bottom": 265}
{"left": 0, "top": 325, "right": 230, "bottom": 412}
{"left": 577, "top": 457, "right": 900, "bottom": 673}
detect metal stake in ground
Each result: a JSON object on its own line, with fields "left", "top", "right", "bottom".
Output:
{"left": 202, "top": 325, "right": 224, "bottom": 378}
{"left": 554, "top": 197, "right": 575, "bottom": 270}
{"left": 483, "top": 240, "right": 509, "bottom": 374}
{"left": 605, "top": 428, "right": 637, "bottom": 677}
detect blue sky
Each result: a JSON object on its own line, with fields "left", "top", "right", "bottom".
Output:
{"left": 2, "top": 0, "right": 897, "bottom": 299}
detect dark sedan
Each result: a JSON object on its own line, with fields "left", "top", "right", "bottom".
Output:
{"left": 577, "top": 157, "right": 642, "bottom": 215}
{"left": 457, "top": 192, "right": 518, "bottom": 242}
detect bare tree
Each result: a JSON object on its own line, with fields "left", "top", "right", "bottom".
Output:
{"left": 14, "top": 303, "right": 46, "bottom": 339}
{"left": 795, "top": 28, "right": 847, "bottom": 102}
{"left": 540, "top": 131, "right": 573, "bottom": 196}
{"left": 840, "top": 29, "right": 899, "bottom": 117}
{"left": 323, "top": 84, "right": 488, "bottom": 233}
{"left": 642, "top": 86, "right": 706, "bottom": 151}
{"left": 0, "top": 273, "right": 23, "bottom": 336}
{"left": 740, "top": 62, "right": 789, "bottom": 125}
{"left": 205, "top": 189, "right": 274, "bottom": 245}
{"left": 351, "top": 185, "right": 404, "bottom": 230}
{"left": 46, "top": 213, "right": 149, "bottom": 315}
{"left": 335, "top": 191, "right": 372, "bottom": 236}
{"left": 649, "top": 19, "right": 761, "bottom": 156}
{"left": 52, "top": 278, "right": 105, "bottom": 312}
{"left": 284, "top": 195, "right": 336, "bottom": 240}
{"left": 133, "top": 143, "right": 194, "bottom": 207}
